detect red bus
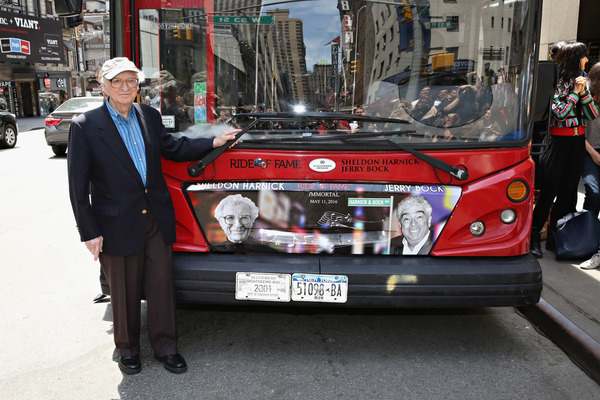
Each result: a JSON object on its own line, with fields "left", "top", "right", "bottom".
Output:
{"left": 59, "top": 0, "right": 544, "bottom": 307}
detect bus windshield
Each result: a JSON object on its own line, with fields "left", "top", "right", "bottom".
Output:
{"left": 137, "top": 0, "right": 537, "bottom": 148}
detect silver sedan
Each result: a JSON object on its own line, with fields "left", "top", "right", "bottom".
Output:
{"left": 44, "top": 96, "right": 104, "bottom": 156}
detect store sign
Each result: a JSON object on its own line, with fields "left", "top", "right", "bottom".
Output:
{"left": 76, "top": 40, "right": 84, "bottom": 72}
{"left": 38, "top": 77, "right": 68, "bottom": 90}
{"left": 0, "top": 11, "right": 64, "bottom": 63}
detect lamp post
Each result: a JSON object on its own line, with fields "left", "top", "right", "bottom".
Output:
{"left": 351, "top": 5, "right": 366, "bottom": 114}
{"left": 406, "top": 0, "right": 422, "bottom": 103}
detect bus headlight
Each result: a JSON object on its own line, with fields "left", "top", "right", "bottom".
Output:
{"left": 470, "top": 221, "right": 486, "bottom": 236}
{"left": 500, "top": 209, "right": 517, "bottom": 224}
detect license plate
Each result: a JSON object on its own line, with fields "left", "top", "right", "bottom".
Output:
{"left": 235, "top": 272, "right": 291, "bottom": 302}
{"left": 292, "top": 273, "right": 348, "bottom": 303}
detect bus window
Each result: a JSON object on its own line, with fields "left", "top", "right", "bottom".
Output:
{"left": 103, "top": 0, "right": 543, "bottom": 307}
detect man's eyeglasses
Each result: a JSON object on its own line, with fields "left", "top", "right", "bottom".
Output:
{"left": 109, "top": 77, "right": 139, "bottom": 89}
{"left": 222, "top": 215, "right": 252, "bottom": 226}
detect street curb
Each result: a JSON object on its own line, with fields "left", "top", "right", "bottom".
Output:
{"left": 517, "top": 299, "right": 600, "bottom": 384}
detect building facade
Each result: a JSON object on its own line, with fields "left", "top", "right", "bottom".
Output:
{"left": 0, "top": 0, "right": 82, "bottom": 116}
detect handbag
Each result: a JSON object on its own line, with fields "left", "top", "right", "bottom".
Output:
{"left": 555, "top": 210, "right": 600, "bottom": 260}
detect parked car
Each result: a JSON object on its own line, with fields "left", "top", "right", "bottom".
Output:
{"left": 0, "top": 110, "right": 18, "bottom": 149}
{"left": 44, "top": 97, "right": 104, "bottom": 156}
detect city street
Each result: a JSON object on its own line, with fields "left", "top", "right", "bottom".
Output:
{"left": 1, "top": 128, "right": 598, "bottom": 399}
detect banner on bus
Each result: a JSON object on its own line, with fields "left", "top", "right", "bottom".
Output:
{"left": 186, "top": 182, "right": 461, "bottom": 255}
{"left": 0, "top": 11, "right": 64, "bottom": 63}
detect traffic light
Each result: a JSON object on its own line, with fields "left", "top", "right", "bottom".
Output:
{"left": 432, "top": 52, "right": 455, "bottom": 71}
{"left": 173, "top": 29, "right": 182, "bottom": 39}
{"left": 185, "top": 27, "right": 193, "bottom": 40}
{"left": 350, "top": 59, "right": 360, "bottom": 73}
{"left": 400, "top": 5, "right": 413, "bottom": 24}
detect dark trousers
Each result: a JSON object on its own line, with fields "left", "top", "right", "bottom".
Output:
{"left": 582, "top": 149, "right": 600, "bottom": 217}
{"left": 532, "top": 134, "right": 586, "bottom": 232}
{"left": 100, "top": 211, "right": 178, "bottom": 358}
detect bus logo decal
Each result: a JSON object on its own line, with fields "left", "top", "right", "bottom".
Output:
{"left": 309, "top": 158, "right": 336, "bottom": 172}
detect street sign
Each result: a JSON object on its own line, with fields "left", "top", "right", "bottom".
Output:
{"left": 423, "top": 21, "right": 451, "bottom": 29}
{"left": 213, "top": 15, "right": 275, "bottom": 25}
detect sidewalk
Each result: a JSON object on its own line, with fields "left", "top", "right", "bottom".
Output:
{"left": 537, "top": 244, "right": 600, "bottom": 344}
{"left": 537, "top": 187, "right": 600, "bottom": 344}
{"left": 17, "top": 116, "right": 46, "bottom": 132}
{"left": 522, "top": 186, "right": 600, "bottom": 382}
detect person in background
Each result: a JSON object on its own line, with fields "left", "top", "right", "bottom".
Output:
{"left": 48, "top": 98, "right": 56, "bottom": 113}
{"left": 433, "top": 113, "right": 459, "bottom": 142}
{"left": 581, "top": 63, "right": 600, "bottom": 217}
{"left": 579, "top": 62, "right": 600, "bottom": 269}
{"left": 549, "top": 40, "right": 567, "bottom": 62}
{"left": 476, "top": 108, "right": 502, "bottom": 141}
{"left": 529, "top": 42, "right": 599, "bottom": 258}
{"left": 67, "top": 57, "right": 240, "bottom": 375}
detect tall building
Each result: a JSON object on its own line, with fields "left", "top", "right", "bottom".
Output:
{"left": 306, "top": 60, "right": 332, "bottom": 109}
{"left": 261, "top": 8, "right": 308, "bottom": 110}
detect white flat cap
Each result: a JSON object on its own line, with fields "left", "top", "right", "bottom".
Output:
{"left": 101, "top": 57, "right": 145, "bottom": 80}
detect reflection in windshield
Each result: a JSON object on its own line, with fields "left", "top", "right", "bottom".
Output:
{"left": 137, "top": 0, "right": 536, "bottom": 144}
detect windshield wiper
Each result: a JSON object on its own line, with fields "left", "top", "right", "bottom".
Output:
{"left": 344, "top": 136, "right": 469, "bottom": 181}
{"left": 189, "top": 112, "right": 409, "bottom": 176}
{"left": 313, "top": 130, "right": 468, "bottom": 181}
{"left": 188, "top": 113, "right": 468, "bottom": 181}
{"left": 389, "top": 139, "right": 469, "bottom": 180}
{"left": 188, "top": 118, "right": 260, "bottom": 177}
{"left": 240, "top": 112, "right": 467, "bottom": 180}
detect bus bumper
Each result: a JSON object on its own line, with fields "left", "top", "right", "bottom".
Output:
{"left": 170, "top": 253, "right": 542, "bottom": 308}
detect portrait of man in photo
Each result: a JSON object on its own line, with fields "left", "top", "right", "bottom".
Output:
{"left": 212, "top": 194, "right": 277, "bottom": 253}
{"left": 390, "top": 195, "right": 434, "bottom": 255}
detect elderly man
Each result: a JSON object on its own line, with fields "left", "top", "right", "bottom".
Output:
{"left": 390, "top": 195, "right": 434, "bottom": 255}
{"left": 68, "top": 57, "right": 239, "bottom": 375}
{"left": 212, "top": 194, "right": 277, "bottom": 252}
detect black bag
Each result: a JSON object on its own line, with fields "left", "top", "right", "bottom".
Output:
{"left": 555, "top": 210, "right": 600, "bottom": 260}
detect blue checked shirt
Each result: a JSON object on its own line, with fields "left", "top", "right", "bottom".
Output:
{"left": 106, "top": 99, "right": 147, "bottom": 186}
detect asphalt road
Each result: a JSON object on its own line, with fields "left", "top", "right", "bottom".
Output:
{"left": 1, "top": 129, "right": 598, "bottom": 399}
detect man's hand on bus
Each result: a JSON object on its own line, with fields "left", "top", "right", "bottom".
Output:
{"left": 85, "top": 236, "right": 103, "bottom": 261}
{"left": 213, "top": 129, "right": 242, "bottom": 148}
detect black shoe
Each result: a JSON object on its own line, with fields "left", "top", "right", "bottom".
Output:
{"left": 118, "top": 355, "right": 142, "bottom": 375}
{"left": 530, "top": 228, "right": 543, "bottom": 259}
{"left": 155, "top": 353, "right": 187, "bottom": 374}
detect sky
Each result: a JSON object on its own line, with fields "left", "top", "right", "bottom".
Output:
{"left": 263, "top": 0, "right": 342, "bottom": 70}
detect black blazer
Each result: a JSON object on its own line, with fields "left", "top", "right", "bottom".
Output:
{"left": 68, "top": 102, "right": 214, "bottom": 256}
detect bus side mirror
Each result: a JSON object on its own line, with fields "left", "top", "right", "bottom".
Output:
{"left": 54, "top": 0, "right": 83, "bottom": 16}
{"left": 531, "top": 61, "right": 557, "bottom": 156}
